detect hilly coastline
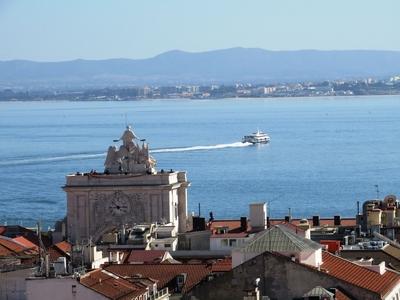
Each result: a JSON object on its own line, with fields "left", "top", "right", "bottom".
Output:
{"left": 1, "top": 48, "right": 400, "bottom": 88}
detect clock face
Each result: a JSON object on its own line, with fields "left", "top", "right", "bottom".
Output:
{"left": 108, "top": 191, "right": 131, "bottom": 216}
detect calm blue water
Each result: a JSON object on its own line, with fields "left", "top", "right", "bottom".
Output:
{"left": 0, "top": 96, "right": 399, "bottom": 227}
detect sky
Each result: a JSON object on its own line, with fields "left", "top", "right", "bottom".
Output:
{"left": 0, "top": 0, "right": 399, "bottom": 61}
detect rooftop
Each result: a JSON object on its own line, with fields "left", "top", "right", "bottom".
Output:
{"left": 237, "top": 225, "right": 321, "bottom": 253}
{"left": 0, "top": 235, "right": 34, "bottom": 256}
{"left": 80, "top": 269, "right": 148, "bottom": 300}
{"left": 270, "top": 217, "right": 357, "bottom": 228}
{"left": 104, "top": 263, "right": 212, "bottom": 294}
{"left": 12, "top": 236, "right": 39, "bottom": 253}
{"left": 47, "top": 241, "right": 72, "bottom": 262}
{"left": 125, "top": 250, "right": 167, "bottom": 264}
{"left": 321, "top": 251, "right": 400, "bottom": 297}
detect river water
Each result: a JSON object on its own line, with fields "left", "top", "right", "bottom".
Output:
{"left": 0, "top": 96, "right": 399, "bottom": 227}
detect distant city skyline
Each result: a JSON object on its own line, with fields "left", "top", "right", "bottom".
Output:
{"left": 0, "top": 0, "right": 399, "bottom": 61}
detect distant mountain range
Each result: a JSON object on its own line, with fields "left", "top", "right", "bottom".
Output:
{"left": 1, "top": 48, "right": 400, "bottom": 88}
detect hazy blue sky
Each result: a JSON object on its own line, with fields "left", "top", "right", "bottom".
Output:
{"left": 0, "top": 0, "right": 399, "bottom": 61}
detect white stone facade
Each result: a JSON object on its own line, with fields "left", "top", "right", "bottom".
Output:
{"left": 64, "top": 126, "right": 189, "bottom": 244}
{"left": 64, "top": 171, "right": 189, "bottom": 243}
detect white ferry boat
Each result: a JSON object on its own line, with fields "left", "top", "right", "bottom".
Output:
{"left": 242, "top": 130, "right": 270, "bottom": 144}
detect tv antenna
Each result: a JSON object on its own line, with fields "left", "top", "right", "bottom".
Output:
{"left": 374, "top": 184, "right": 380, "bottom": 199}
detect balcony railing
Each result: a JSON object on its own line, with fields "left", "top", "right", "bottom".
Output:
{"left": 149, "top": 287, "right": 169, "bottom": 300}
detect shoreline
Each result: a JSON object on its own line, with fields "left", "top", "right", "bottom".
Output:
{"left": 1, "top": 93, "right": 400, "bottom": 103}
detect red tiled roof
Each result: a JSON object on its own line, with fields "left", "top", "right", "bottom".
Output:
{"left": 209, "top": 219, "right": 252, "bottom": 238}
{"left": 211, "top": 258, "right": 232, "bottom": 272}
{"left": 270, "top": 218, "right": 356, "bottom": 227}
{"left": 12, "top": 236, "right": 39, "bottom": 253}
{"left": 209, "top": 220, "right": 242, "bottom": 231}
{"left": 0, "top": 236, "right": 30, "bottom": 256}
{"left": 105, "top": 263, "right": 212, "bottom": 294}
{"left": 211, "top": 232, "right": 249, "bottom": 238}
{"left": 335, "top": 289, "right": 352, "bottom": 300}
{"left": 80, "top": 269, "right": 147, "bottom": 300}
{"left": 45, "top": 241, "right": 71, "bottom": 262}
{"left": 54, "top": 241, "right": 71, "bottom": 255}
{"left": 126, "top": 250, "right": 166, "bottom": 264}
{"left": 321, "top": 251, "right": 400, "bottom": 297}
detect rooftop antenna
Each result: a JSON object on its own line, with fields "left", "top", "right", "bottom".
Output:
{"left": 374, "top": 184, "right": 380, "bottom": 199}
{"left": 198, "top": 202, "right": 201, "bottom": 217}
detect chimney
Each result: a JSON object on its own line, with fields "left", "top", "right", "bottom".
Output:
{"left": 192, "top": 217, "right": 206, "bottom": 231}
{"left": 363, "top": 261, "right": 386, "bottom": 275}
{"left": 284, "top": 216, "right": 291, "bottom": 223}
{"left": 334, "top": 215, "right": 341, "bottom": 226}
{"left": 312, "top": 215, "right": 320, "bottom": 227}
{"left": 249, "top": 203, "right": 267, "bottom": 230}
{"left": 240, "top": 217, "right": 248, "bottom": 232}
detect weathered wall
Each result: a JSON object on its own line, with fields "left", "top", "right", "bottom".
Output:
{"left": 178, "top": 231, "right": 211, "bottom": 251}
{"left": 0, "top": 268, "right": 32, "bottom": 300}
{"left": 186, "top": 252, "right": 381, "bottom": 300}
{"left": 26, "top": 277, "right": 108, "bottom": 300}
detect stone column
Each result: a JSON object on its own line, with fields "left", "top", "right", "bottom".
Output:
{"left": 177, "top": 172, "right": 189, "bottom": 233}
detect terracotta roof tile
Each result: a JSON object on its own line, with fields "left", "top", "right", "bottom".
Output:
{"left": 54, "top": 241, "right": 71, "bottom": 255}
{"left": 335, "top": 289, "right": 353, "bottom": 300}
{"left": 270, "top": 218, "right": 356, "bottom": 227}
{"left": 211, "top": 232, "right": 249, "bottom": 238}
{"left": 321, "top": 251, "right": 400, "bottom": 296}
{"left": 126, "top": 250, "right": 166, "bottom": 264}
{"left": 105, "top": 263, "right": 212, "bottom": 294}
{"left": 0, "top": 236, "right": 29, "bottom": 256}
{"left": 80, "top": 269, "right": 147, "bottom": 300}
{"left": 12, "top": 236, "right": 39, "bottom": 252}
{"left": 210, "top": 220, "right": 251, "bottom": 232}
{"left": 0, "top": 244, "right": 13, "bottom": 256}
{"left": 211, "top": 258, "right": 232, "bottom": 272}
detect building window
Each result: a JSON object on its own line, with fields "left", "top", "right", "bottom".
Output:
{"left": 165, "top": 243, "right": 171, "bottom": 248}
{"left": 221, "top": 239, "right": 228, "bottom": 246}
{"left": 229, "top": 239, "right": 237, "bottom": 247}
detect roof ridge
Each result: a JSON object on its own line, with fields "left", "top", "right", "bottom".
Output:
{"left": 276, "top": 225, "right": 320, "bottom": 249}
{"left": 239, "top": 225, "right": 320, "bottom": 253}
{"left": 323, "top": 251, "right": 386, "bottom": 275}
{"left": 322, "top": 251, "right": 400, "bottom": 296}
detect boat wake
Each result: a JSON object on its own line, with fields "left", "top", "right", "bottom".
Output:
{"left": 151, "top": 142, "right": 251, "bottom": 153}
{"left": 0, "top": 142, "right": 252, "bottom": 166}
{"left": 0, "top": 153, "right": 107, "bottom": 167}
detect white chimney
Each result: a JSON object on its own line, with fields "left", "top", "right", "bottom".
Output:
{"left": 364, "top": 261, "right": 386, "bottom": 275}
{"left": 249, "top": 203, "right": 267, "bottom": 230}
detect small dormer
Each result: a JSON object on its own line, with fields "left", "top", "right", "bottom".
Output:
{"left": 215, "top": 226, "right": 229, "bottom": 234}
{"left": 176, "top": 273, "right": 187, "bottom": 292}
